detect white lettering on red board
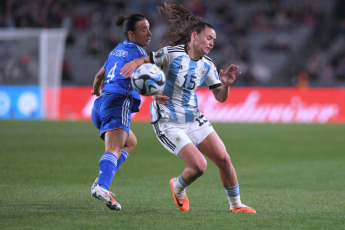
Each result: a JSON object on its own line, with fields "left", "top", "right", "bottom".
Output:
{"left": 198, "top": 91, "right": 339, "bottom": 123}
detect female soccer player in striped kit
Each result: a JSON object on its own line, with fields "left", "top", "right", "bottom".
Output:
{"left": 122, "top": 3, "right": 255, "bottom": 213}
{"left": 90, "top": 13, "right": 151, "bottom": 211}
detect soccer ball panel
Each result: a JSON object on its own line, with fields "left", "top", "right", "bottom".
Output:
{"left": 131, "top": 63, "right": 166, "bottom": 96}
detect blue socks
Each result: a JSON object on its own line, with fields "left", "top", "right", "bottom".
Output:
{"left": 117, "top": 149, "right": 129, "bottom": 170}
{"left": 98, "top": 152, "right": 118, "bottom": 190}
{"left": 98, "top": 149, "right": 129, "bottom": 190}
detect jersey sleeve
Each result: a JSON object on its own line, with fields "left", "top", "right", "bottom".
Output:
{"left": 151, "top": 47, "right": 169, "bottom": 66}
{"left": 103, "top": 58, "right": 108, "bottom": 68}
{"left": 205, "top": 62, "right": 222, "bottom": 89}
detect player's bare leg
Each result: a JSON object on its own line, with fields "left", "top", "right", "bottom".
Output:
{"left": 124, "top": 130, "right": 137, "bottom": 154}
{"left": 104, "top": 128, "right": 127, "bottom": 158}
{"left": 199, "top": 132, "right": 256, "bottom": 213}
{"left": 198, "top": 132, "right": 237, "bottom": 187}
{"left": 91, "top": 129, "right": 128, "bottom": 211}
{"left": 114, "top": 129, "right": 137, "bottom": 170}
{"left": 178, "top": 144, "right": 207, "bottom": 184}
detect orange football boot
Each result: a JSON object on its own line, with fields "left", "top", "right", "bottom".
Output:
{"left": 230, "top": 206, "right": 256, "bottom": 213}
{"left": 169, "top": 177, "right": 189, "bottom": 211}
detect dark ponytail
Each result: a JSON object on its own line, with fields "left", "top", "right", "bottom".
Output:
{"left": 115, "top": 14, "right": 147, "bottom": 40}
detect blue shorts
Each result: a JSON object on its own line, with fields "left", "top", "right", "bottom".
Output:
{"left": 91, "top": 94, "right": 141, "bottom": 140}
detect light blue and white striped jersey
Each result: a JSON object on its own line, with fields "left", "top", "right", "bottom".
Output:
{"left": 150, "top": 44, "right": 222, "bottom": 123}
{"left": 102, "top": 40, "right": 147, "bottom": 101}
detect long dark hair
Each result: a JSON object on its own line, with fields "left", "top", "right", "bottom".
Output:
{"left": 157, "top": 2, "right": 213, "bottom": 46}
{"left": 115, "top": 13, "right": 147, "bottom": 40}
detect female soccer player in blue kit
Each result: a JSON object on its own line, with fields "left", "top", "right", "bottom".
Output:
{"left": 90, "top": 13, "right": 151, "bottom": 211}
{"left": 121, "top": 3, "right": 255, "bottom": 213}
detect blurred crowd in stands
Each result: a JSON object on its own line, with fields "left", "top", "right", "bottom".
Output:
{"left": 1, "top": 0, "right": 345, "bottom": 87}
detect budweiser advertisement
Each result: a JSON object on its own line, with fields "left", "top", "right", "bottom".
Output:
{"left": 58, "top": 87, "right": 345, "bottom": 123}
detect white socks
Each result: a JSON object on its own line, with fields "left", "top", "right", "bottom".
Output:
{"left": 173, "top": 175, "right": 189, "bottom": 199}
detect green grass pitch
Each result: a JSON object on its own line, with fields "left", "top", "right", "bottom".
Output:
{"left": 0, "top": 120, "right": 344, "bottom": 229}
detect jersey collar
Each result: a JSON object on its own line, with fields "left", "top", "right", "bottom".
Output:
{"left": 125, "top": 40, "right": 138, "bottom": 46}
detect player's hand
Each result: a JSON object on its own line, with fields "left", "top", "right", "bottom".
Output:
{"left": 154, "top": 92, "right": 169, "bottom": 104}
{"left": 91, "top": 88, "right": 101, "bottom": 96}
{"left": 219, "top": 64, "right": 241, "bottom": 87}
{"left": 121, "top": 59, "right": 143, "bottom": 78}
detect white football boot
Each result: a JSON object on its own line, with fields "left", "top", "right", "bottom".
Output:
{"left": 91, "top": 177, "right": 121, "bottom": 211}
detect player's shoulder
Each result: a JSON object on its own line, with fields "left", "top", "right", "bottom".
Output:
{"left": 153, "top": 45, "right": 185, "bottom": 60}
{"left": 122, "top": 40, "right": 147, "bottom": 56}
{"left": 166, "top": 44, "right": 185, "bottom": 54}
{"left": 201, "top": 55, "right": 216, "bottom": 69}
{"left": 202, "top": 55, "right": 213, "bottom": 63}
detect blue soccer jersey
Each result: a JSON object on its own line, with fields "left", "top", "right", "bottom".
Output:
{"left": 91, "top": 40, "right": 147, "bottom": 137}
{"left": 150, "top": 44, "right": 222, "bottom": 123}
{"left": 102, "top": 40, "right": 147, "bottom": 100}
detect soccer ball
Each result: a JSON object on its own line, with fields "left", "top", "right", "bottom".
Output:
{"left": 131, "top": 63, "right": 165, "bottom": 96}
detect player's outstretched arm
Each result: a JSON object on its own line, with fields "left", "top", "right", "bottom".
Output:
{"left": 91, "top": 67, "right": 105, "bottom": 96}
{"left": 212, "top": 64, "right": 241, "bottom": 102}
{"left": 121, "top": 56, "right": 150, "bottom": 78}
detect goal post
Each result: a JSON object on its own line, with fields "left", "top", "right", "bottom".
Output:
{"left": 40, "top": 28, "right": 68, "bottom": 120}
{"left": 0, "top": 28, "right": 67, "bottom": 120}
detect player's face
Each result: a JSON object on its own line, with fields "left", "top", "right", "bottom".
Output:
{"left": 132, "top": 19, "right": 151, "bottom": 47}
{"left": 194, "top": 27, "right": 216, "bottom": 56}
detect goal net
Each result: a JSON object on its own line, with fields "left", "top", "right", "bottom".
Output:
{"left": 0, "top": 28, "right": 67, "bottom": 120}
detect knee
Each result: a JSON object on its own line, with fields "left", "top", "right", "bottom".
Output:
{"left": 192, "top": 158, "right": 207, "bottom": 177}
{"left": 216, "top": 153, "right": 232, "bottom": 169}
